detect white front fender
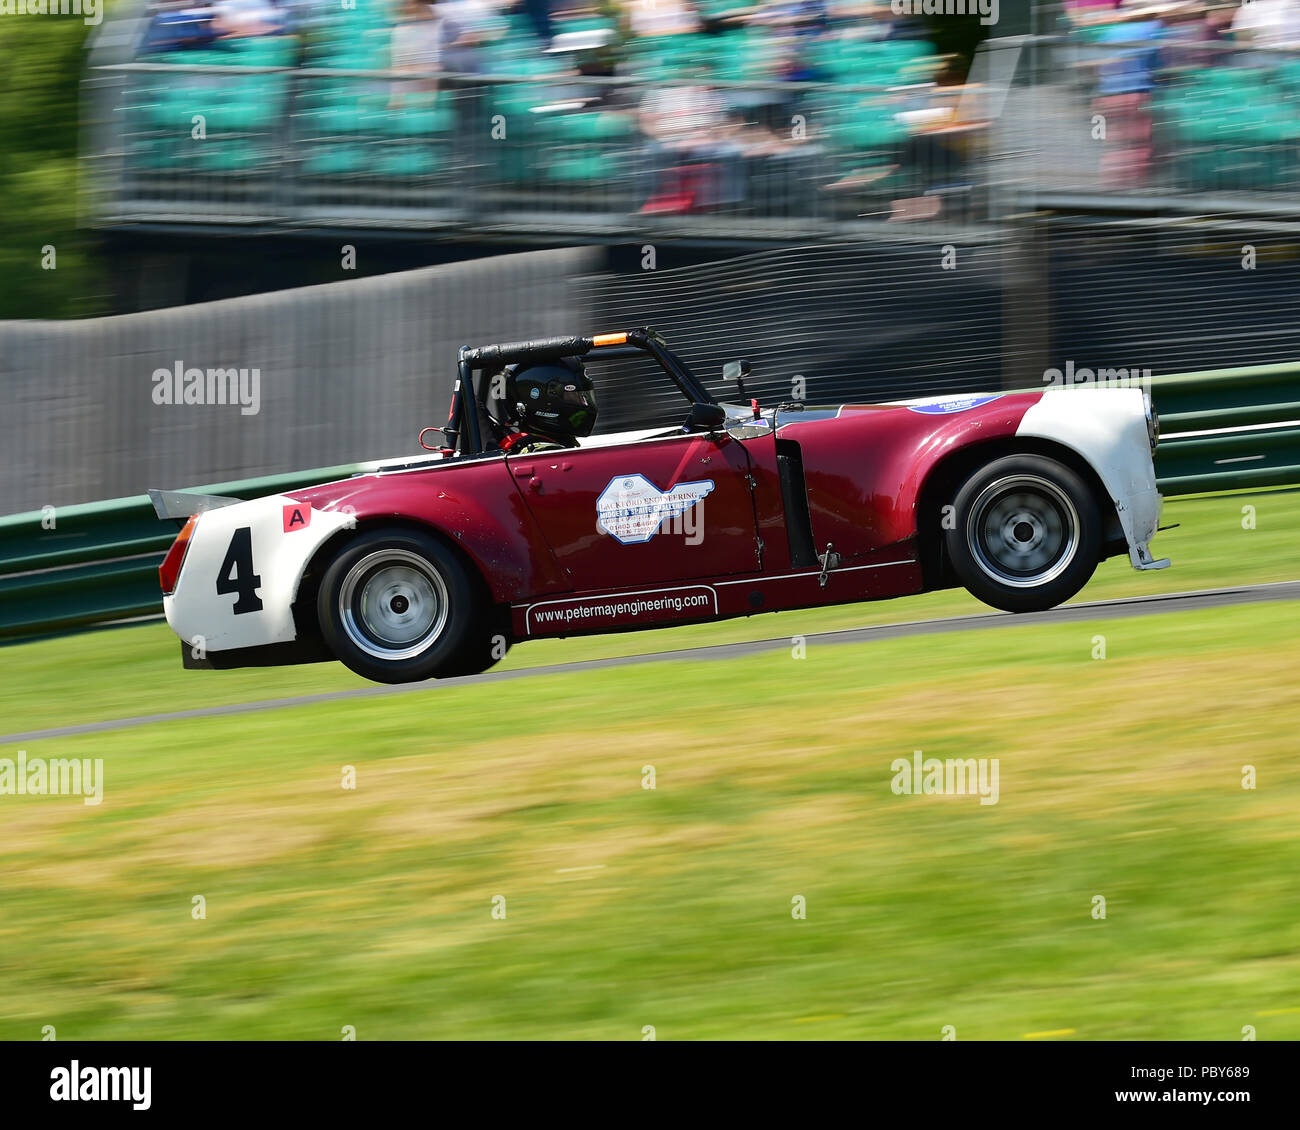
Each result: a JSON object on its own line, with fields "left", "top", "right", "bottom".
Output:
{"left": 1017, "top": 388, "right": 1169, "bottom": 570}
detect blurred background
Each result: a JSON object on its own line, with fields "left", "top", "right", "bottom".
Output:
{"left": 5, "top": 0, "right": 1300, "bottom": 513}
{"left": 12, "top": 0, "right": 1009, "bottom": 319}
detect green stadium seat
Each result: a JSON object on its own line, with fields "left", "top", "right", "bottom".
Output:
{"left": 376, "top": 145, "right": 443, "bottom": 177}
{"left": 301, "top": 143, "right": 367, "bottom": 176}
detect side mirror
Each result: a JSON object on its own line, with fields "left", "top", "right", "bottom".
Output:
{"left": 419, "top": 426, "right": 449, "bottom": 451}
{"left": 723, "top": 359, "right": 752, "bottom": 399}
{"left": 683, "top": 402, "right": 727, "bottom": 433}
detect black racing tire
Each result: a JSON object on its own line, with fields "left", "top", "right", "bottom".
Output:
{"left": 316, "top": 527, "right": 507, "bottom": 684}
{"left": 944, "top": 454, "right": 1102, "bottom": 614}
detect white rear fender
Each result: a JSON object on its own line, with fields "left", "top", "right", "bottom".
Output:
{"left": 1017, "top": 388, "right": 1168, "bottom": 571}
{"left": 163, "top": 493, "right": 354, "bottom": 652}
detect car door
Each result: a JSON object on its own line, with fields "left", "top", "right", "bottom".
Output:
{"left": 506, "top": 432, "right": 760, "bottom": 591}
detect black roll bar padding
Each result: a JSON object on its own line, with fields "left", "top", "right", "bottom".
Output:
{"left": 461, "top": 362, "right": 482, "bottom": 457}
{"left": 445, "top": 352, "right": 466, "bottom": 452}
{"left": 462, "top": 336, "right": 596, "bottom": 367}
{"left": 451, "top": 352, "right": 482, "bottom": 457}
{"left": 450, "top": 328, "right": 716, "bottom": 456}
{"left": 637, "top": 330, "right": 712, "bottom": 407}
{"left": 580, "top": 344, "right": 642, "bottom": 361}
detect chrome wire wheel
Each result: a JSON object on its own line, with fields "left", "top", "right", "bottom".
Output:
{"left": 966, "top": 474, "right": 1080, "bottom": 588}
{"left": 337, "top": 549, "right": 450, "bottom": 661}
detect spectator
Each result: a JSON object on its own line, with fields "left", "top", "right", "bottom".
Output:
{"left": 628, "top": 0, "right": 702, "bottom": 37}
{"left": 1094, "top": 8, "right": 1165, "bottom": 188}
{"left": 390, "top": 0, "right": 444, "bottom": 100}
{"left": 212, "top": 0, "right": 286, "bottom": 37}
{"left": 140, "top": 3, "right": 223, "bottom": 52}
{"left": 638, "top": 62, "right": 731, "bottom": 211}
{"left": 1231, "top": 0, "right": 1300, "bottom": 48}
{"left": 638, "top": 55, "right": 810, "bottom": 213}
{"left": 390, "top": 0, "right": 488, "bottom": 83}
{"left": 519, "top": 0, "right": 552, "bottom": 44}
{"left": 439, "top": 0, "right": 493, "bottom": 74}
{"left": 1159, "top": 1, "right": 1233, "bottom": 66}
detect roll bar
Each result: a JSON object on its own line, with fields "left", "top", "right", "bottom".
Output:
{"left": 447, "top": 327, "right": 716, "bottom": 456}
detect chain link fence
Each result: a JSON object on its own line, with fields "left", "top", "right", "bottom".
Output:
{"left": 7, "top": 215, "right": 1297, "bottom": 514}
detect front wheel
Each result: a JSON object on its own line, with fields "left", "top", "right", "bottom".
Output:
{"left": 944, "top": 454, "right": 1102, "bottom": 613}
{"left": 316, "top": 528, "right": 507, "bottom": 683}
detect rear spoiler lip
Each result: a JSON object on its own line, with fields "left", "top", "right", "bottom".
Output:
{"left": 148, "top": 488, "right": 244, "bottom": 522}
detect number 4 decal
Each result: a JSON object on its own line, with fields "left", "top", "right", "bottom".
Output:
{"left": 216, "top": 527, "right": 264, "bottom": 614}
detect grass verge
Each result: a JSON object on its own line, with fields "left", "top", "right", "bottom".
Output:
{"left": 0, "top": 601, "right": 1296, "bottom": 1039}
{"left": 0, "top": 487, "right": 1295, "bottom": 735}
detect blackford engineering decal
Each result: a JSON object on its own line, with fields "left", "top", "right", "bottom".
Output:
{"left": 596, "top": 474, "right": 715, "bottom": 544}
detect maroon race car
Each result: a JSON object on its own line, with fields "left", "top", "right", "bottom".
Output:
{"left": 152, "top": 328, "right": 1167, "bottom": 683}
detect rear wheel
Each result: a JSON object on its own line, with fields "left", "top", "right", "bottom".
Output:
{"left": 316, "top": 528, "right": 507, "bottom": 683}
{"left": 944, "top": 454, "right": 1102, "bottom": 613}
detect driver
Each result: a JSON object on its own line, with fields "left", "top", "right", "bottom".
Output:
{"left": 492, "top": 357, "right": 599, "bottom": 452}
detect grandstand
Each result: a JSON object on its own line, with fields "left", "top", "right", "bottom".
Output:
{"left": 85, "top": 0, "right": 982, "bottom": 235}
{"left": 1023, "top": 3, "right": 1300, "bottom": 208}
{"left": 87, "top": 2, "right": 1300, "bottom": 239}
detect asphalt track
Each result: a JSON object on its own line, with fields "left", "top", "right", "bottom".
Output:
{"left": 3, "top": 579, "right": 1298, "bottom": 745}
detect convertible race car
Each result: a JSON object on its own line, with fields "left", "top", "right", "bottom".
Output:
{"left": 151, "top": 328, "right": 1167, "bottom": 684}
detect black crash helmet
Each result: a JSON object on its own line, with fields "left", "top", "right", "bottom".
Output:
{"left": 506, "top": 357, "right": 598, "bottom": 444}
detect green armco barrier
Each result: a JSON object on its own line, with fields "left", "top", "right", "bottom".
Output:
{"left": 1147, "top": 364, "right": 1300, "bottom": 431}
{"left": 0, "top": 358, "right": 1296, "bottom": 642}
{"left": 0, "top": 463, "right": 365, "bottom": 641}
{"left": 1149, "top": 363, "right": 1300, "bottom": 492}
{"left": 1155, "top": 425, "right": 1300, "bottom": 494}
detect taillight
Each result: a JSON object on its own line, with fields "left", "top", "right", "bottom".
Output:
{"left": 159, "top": 515, "right": 198, "bottom": 595}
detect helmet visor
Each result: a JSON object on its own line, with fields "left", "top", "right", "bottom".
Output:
{"left": 552, "top": 378, "right": 594, "bottom": 407}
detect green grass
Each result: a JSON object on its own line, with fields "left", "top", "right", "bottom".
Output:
{"left": 0, "top": 486, "right": 1296, "bottom": 736}
{"left": 0, "top": 600, "right": 1298, "bottom": 1040}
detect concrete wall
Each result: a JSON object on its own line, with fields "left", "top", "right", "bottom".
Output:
{"left": 0, "top": 247, "right": 598, "bottom": 514}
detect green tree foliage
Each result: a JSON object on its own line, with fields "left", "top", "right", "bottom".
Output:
{"left": 0, "top": 15, "right": 106, "bottom": 318}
